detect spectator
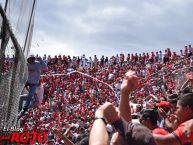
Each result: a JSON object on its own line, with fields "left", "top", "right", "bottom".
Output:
{"left": 188, "top": 44, "right": 192, "bottom": 57}
{"left": 139, "top": 109, "right": 168, "bottom": 135}
{"left": 17, "top": 54, "right": 47, "bottom": 119}
{"left": 15, "top": 44, "right": 193, "bottom": 144}
{"left": 89, "top": 71, "right": 157, "bottom": 145}
{"left": 35, "top": 81, "right": 44, "bottom": 105}
{"left": 154, "top": 93, "right": 193, "bottom": 145}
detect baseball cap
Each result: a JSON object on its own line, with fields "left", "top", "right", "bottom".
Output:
{"left": 167, "top": 94, "right": 178, "bottom": 104}
{"left": 27, "top": 54, "right": 35, "bottom": 59}
{"left": 156, "top": 101, "right": 170, "bottom": 108}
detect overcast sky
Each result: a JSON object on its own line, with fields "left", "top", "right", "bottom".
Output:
{"left": 30, "top": 0, "right": 193, "bottom": 58}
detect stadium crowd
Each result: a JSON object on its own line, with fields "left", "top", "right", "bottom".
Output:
{"left": 4, "top": 45, "right": 193, "bottom": 144}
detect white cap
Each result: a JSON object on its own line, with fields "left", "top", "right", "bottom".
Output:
{"left": 27, "top": 54, "right": 35, "bottom": 59}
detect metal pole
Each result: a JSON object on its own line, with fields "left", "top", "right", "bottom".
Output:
{"left": 23, "top": 0, "right": 37, "bottom": 53}
{"left": 4, "top": 0, "right": 8, "bottom": 12}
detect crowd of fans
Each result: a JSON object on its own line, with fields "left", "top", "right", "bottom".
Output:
{"left": 3, "top": 45, "right": 193, "bottom": 144}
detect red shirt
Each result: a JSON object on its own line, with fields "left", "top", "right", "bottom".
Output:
{"left": 172, "top": 123, "right": 193, "bottom": 145}
{"left": 153, "top": 128, "right": 169, "bottom": 135}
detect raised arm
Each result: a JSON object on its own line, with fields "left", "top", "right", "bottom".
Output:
{"left": 89, "top": 102, "right": 120, "bottom": 145}
{"left": 37, "top": 56, "right": 47, "bottom": 69}
{"left": 119, "top": 71, "right": 139, "bottom": 122}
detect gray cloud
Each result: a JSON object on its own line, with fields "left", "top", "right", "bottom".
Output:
{"left": 31, "top": 0, "right": 193, "bottom": 57}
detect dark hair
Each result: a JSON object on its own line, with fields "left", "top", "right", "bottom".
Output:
{"left": 178, "top": 93, "right": 193, "bottom": 111}
{"left": 180, "top": 87, "right": 192, "bottom": 94}
{"left": 141, "top": 109, "right": 159, "bottom": 125}
{"left": 75, "top": 134, "right": 89, "bottom": 145}
{"left": 167, "top": 94, "right": 178, "bottom": 104}
{"left": 125, "top": 123, "right": 156, "bottom": 145}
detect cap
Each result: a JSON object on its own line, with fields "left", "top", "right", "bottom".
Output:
{"left": 156, "top": 101, "right": 170, "bottom": 108}
{"left": 167, "top": 94, "right": 178, "bottom": 103}
{"left": 27, "top": 54, "right": 35, "bottom": 59}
